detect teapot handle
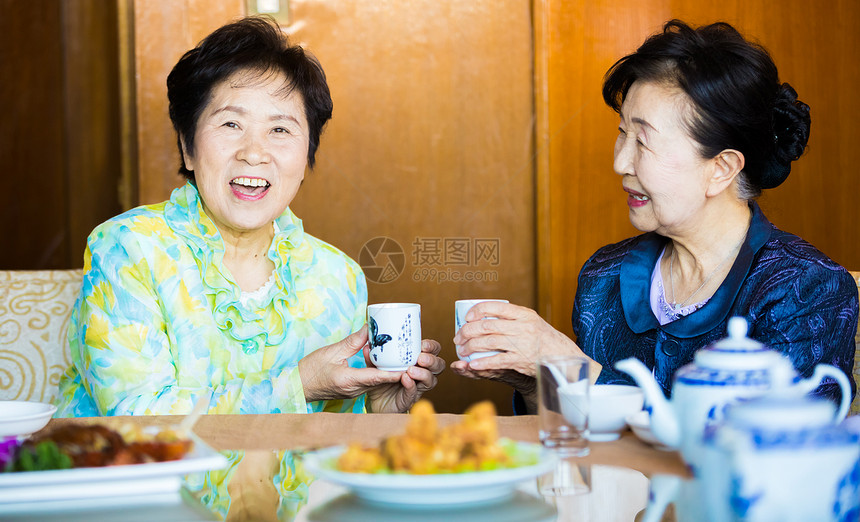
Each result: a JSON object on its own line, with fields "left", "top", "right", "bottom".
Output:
{"left": 793, "top": 364, "right": 851, "bottom": 422}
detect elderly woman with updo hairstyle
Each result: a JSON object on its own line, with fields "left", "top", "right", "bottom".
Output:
{"left": 453, "top": 20, "right": 857, "bottom": 412}
{"left": 56, "top": 17, "right": 445, "bottom": 418}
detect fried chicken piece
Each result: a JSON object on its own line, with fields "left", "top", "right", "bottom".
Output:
{"left": 455, "top": 401, "right": 509, "bottom": 469}
{"left": 335, "top": 400, "right": 509, "bottom": 474}
{"left": 336, "top": 442, "right": 385, "bottom": 473}
{"left": 461, "top": 400, "right": 499, "bottom": 445}
{"left": 405, "top": 400, "right": 438, "bottom": 445}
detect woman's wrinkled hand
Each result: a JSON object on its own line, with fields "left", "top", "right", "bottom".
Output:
{"left": 298, "top": 325, "right": 445, "bottom": 413}
{"left": 364, "top": 338, "right": 445, "bottom": 413}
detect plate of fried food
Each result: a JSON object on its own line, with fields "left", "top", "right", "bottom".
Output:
{"left": 302, "top": 400, "right": 557, "bottom": 508}
{"left": 0, "top": 422, "right": 228, "bottom": 513}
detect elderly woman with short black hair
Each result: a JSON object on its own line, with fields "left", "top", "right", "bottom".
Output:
{"left": 57, "top": 16, "right": 445, "bottom": 418}
{"left": 453, "top": 20, "right": 857, "bottom": 412}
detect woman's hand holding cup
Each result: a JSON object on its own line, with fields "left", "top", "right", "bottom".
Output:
{"left": 298, "top": 304, "right": 445, "bottom": 413}
{"left": 452, "top": 301, "right": 577, "bottom": 375}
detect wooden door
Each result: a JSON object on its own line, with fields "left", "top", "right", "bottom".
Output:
{"left": 0, "top": 0, "right": 121, "bottom": 269}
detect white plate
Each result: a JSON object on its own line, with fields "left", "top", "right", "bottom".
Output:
{"left": 0, "top": 432, "right": 228, "bottom": 513}
{"left": 302, "top": 439, "right": 557, "bottom": 508}
{"left": 0, "top": 401, "right": 57, "bottom": 437}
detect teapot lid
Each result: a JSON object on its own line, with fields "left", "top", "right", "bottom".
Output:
{"left": 725, "top": 395, "right": 836, "bottom": 430}
{"left": 724, "top": 356, "right": 838, "bottom": 430}
{"left": 695, "top": 317, "right": 783, "bottom": 370}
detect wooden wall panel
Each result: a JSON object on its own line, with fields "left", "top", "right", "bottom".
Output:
{"left": 0, "top": 1, "right": 67, "bottom": 268}
{"left": 63, "top": 0, "right": 123, "bottom": 266}
{"left": 536, "top": 1, "right": 669, "bottom": 335}
{"left": 133, "top": 0, "right": 243, "bottom": 205}
{"left": 133, "top": 1, "right": 535, "bottom": 413}
{"left": 537, "top": 1, "right": 860, "bottom": 338}
{"left": 0, "top": 0, "right": 122, "bottom": 269}
{"left": 288, "top": 0, "right": 535, "bottom": 413}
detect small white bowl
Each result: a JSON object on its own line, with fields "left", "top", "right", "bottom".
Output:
{"left": 587, "top": 385, "right": 644, "bottom": 441}
{"left": 625, "top": 410, "right": 674, "bottom": 451}
{"left": 0, "top": 401, "right": 57, "bottom": 437}
{"left": 559, "top": 383, "right": 644, "bottom": 441}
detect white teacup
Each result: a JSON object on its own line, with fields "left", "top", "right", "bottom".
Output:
{"left": 584, "top": 385, "right": 643, "bottom": 441}
{"left": 367, "top": 303, "right": 421, "bottom": 371}
{"left": 559, "top": 384, "right": 644, "bottom": 441}
{"left": 454, "top": 299, "right": 508, "bottom": 362}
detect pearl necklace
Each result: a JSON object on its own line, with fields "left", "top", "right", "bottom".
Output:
{"left": 668, "top": 236, "right": 745, "bottom": 310}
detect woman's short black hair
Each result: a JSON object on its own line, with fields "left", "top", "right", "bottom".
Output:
{"left": 602, "top": 20, "right": 810, "bottom": 198}
{"left": 167, "top": 16, "right": 333, "bottom": 179}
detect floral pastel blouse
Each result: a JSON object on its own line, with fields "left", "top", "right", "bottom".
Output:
{"left": 55, "top": 182, "right": 368, "bottom": 417}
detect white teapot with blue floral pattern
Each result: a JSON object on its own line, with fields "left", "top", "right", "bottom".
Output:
{"left": 615, "top": 316, "right": 851, "bottom": 470}
{"left": 699, "top": 368, "right": 860, "bottom": 522}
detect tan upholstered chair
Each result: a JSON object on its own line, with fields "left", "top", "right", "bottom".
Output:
{"left": 0, "top": 269, "right": 83, "bottom": 403}
{"left": 849, "top": 272, "right": 860, "bottom": 416}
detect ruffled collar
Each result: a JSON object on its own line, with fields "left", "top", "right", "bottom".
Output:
{"left": 163, "top": 182, "right": 314, "bottom": 350}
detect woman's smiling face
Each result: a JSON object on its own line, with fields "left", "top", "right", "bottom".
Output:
{"left": 613, "top": 81, "right": 715, "bottom": 237}
{"left": 183, "top": 69, "right": 309, "bottom": 238}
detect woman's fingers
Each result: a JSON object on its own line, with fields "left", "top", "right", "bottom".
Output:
{"left": 417, "top": 352, "right": 446, "bottom": 375}
{"left": 415, "top": 339, "right": 445, "bottom": 376}
{"left": 450, "top": 362, "right": 505, "bottom": 381}
{"left": 464, "top": 301, "right": 536, "bottom": 322}
{"left": 450, "top": 360, "right": 482, "bottom": 379}
{"left": 420, "top": 338, "right": 443, "bottom": 356}
{"left": 341, "top": 324, "right": 369, "bottom": 354}
{"left": 332, "top": 325, "right": 374, "bottom": 368}
{"left": 454, "top": 314, "right": 529, "bottom": 346}
{"left": 467, "top": 351, "right": 536, "bottom": 376}
{"left": 354, "top": 338, "right": 445, "bottom": 413}
{"left": 406, "top": 364, "right": 438, "bottom": 392}
{"left": 365, "top": 367, "right": 409, "bottom": 385}
{"left": 456, "top": 332, "right": 523, "bottom": 360}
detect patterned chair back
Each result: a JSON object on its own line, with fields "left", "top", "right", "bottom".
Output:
{"left": 0, "top": 269, "right": 83, "bottom": 403}
{"left": 850, "top": 272, "right": 860, "bottom": 416}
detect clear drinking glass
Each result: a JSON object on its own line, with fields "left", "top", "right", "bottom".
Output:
{"left": 537, "top": 355, "right": 590, "bottom": 457}
{"left": 537, "top": 456, "right": 592, "bottom": 497}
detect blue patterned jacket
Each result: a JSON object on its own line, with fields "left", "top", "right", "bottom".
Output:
{"left": 574, "top": 202, "right": 857, "bottom": 404}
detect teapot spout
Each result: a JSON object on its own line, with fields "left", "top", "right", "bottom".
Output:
{"left": 615, "top": 358, "right": 681, "bottom": 449}
{"left": 640, "top": 474, "right": 681, "bottom": 522}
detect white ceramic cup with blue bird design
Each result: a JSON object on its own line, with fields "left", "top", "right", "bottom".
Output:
{"left": 367, "top": 303, "right": 421, "bottom": 371}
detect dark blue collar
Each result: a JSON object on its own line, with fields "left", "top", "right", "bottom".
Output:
{"left": 620, "top": 202, "right": 772, "bottom": 337}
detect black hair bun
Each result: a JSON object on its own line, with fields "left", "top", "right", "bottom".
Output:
{"left": 761, "top": 83, "right": 811, "bottom": 189}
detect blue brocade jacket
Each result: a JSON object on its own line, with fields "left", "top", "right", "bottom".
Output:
{"left": 574, "top": 202, "right": 858, "bottom": 404}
